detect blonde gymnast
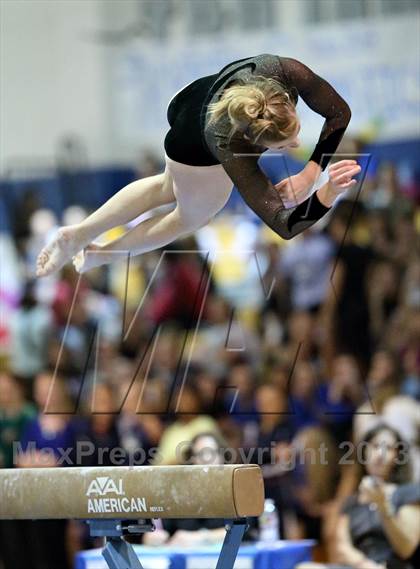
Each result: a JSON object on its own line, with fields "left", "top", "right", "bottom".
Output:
{"left": 36, "top": 54, "right": 359, "bottom": 276}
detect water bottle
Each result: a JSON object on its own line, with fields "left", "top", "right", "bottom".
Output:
{"left": 259, "top": 498, "right": 280, "bottom": 542}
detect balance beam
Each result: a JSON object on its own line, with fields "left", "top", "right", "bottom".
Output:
{"left": 0, "top": 464, "right": 264, "bottom": 520}
{"left": 0, "top": 465, "right": 264, "bottom": 569}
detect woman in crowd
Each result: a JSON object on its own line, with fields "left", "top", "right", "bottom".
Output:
{"left": 145, "top": 432, "right": 229, "bottom": 547}
{"left": 297, "top": 423, "right": 420, "bottom": 569}
{"left": 154, "top": 384, "right": 221, "bottom": 465}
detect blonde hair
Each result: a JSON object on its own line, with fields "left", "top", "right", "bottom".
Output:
{"left": 208, "top": 76, "right": 298, "bottom": 146}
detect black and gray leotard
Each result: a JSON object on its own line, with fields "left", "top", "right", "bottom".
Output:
{"left": 164, "top": 54, "right": 352, "bottom": 239}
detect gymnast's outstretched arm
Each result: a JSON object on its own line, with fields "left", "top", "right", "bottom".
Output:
{"left": 205, "top": 56, "right": 353, "bottom": 239}
{"left": 215, "top": 152, "right": 360, "bottom": 240}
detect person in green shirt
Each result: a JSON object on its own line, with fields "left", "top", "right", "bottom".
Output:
{"left": 0, "top": 371, "right": 36, "bottom": 469}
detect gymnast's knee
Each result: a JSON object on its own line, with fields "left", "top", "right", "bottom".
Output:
{"left": 171, "top": 206, "right": 206, "bottom": 235}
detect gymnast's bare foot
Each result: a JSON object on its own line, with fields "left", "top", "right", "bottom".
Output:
{"left": 36, "top": 225, "right": 89, "bottom": 277}
{"left": 72, "top": 243, "right": 110, "bottom": 274}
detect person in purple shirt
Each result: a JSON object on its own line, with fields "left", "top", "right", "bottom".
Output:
{"left": 15, "top": 372, "right": 75, "bottom": 569}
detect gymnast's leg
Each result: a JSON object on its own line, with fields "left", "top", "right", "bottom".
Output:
{"left": 36, "top": 170, "right": 175, "bottom": 277}
{"left": 73, "top": 204, "right": 207, "bottom": 273}
{"left": 73, "top": 164, "right": 233, "bottom": 273}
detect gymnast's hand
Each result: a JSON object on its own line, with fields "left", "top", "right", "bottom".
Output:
{"left": 328, "top": 159, "right": 361, "bottom": 192}
{"left": 317, "top": 160, "right": 361, "bottom": 207}
{"left": 276, "top": 160, "right": 361, "bottom": 209}
{"left": 274, "top": 169, "right": 316, "bottom": 209}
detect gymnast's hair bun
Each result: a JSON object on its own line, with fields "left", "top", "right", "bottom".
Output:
{"left": 208, "top": 76, "right": 298, "bottom": 146}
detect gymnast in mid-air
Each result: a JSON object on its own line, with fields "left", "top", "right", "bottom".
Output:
{"left": 36, "top": 54, "right": 360, "bottom": 276}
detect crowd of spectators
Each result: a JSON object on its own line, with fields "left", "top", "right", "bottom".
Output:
{"left": 0, "top": 148, "right": 419, "bottom": 568}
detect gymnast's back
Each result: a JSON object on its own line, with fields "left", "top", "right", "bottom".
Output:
{"left": 164, "top": 53, "right": 349, "bottom": 171}
{"left": 164, "top": 54, "right": 299, "bottom": 167}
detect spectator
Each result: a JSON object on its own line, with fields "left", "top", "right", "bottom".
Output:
{"left": 223, "top": 359, "right": 259, "bottom": 439}
{"left": 297, "top": 424, "right": 420, "bottom": 569}
{"left": 322, "top": 354, "right": 364, "bottom": 445}
{"left": 0, "top": 372, "right": 36, "bottom": 468}
{"left": 9, "top": 282, "right": 52, "bottom": 388}
{"left": 283, "top": 310, "right": 318, "bottom": 363}
{"left": 145, "top": 432, "right": 258, "bottom": 546}
{"left": 154, "top": 384, "right": 221, "bottom": 465}
{"left": 322, "top": 201, "right": 376, "bottom": 371}
{"left": 353, "top": 350, "right": 415, "bottom": 444}
{"left": 74, "top": 381, "right": 122, "bottom": 467}
{"left": 17, "top": 371, "right": 75, "bottom": 467}
{"left": 259, "top": 242, "right": 290, "bottom": 343}
{"left": 369, "top": 260, "right": 401, "bottom": 343}
{"left": 254, "top": 383, "right": 295, "bottom": 537}
{"left": 280, "top": 227, "right": 335, "bottom": 313}
{"left": 191, "top": 294, "right": 261, "bottom": 374}
{"left": 13, "top": 371, "right": 75, "bottom": 569}
{"left": 147, "top": 246, "right": 211, "bottom": 328}
{"left": 0, "top": 372, "right": 37, "bottom": 569}
{"left": 117, "top": 376, "right": 164, "bottom": 465}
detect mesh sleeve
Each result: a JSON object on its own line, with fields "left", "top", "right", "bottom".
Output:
{"left": 214, "top": 146, "right": 331, "bottom": 240}
{"left": 279, "top": 57, "right": 351, "bottom": 170}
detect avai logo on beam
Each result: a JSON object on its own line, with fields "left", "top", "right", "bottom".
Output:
{"left": 86, "top": 477, "right": 148, "bottom": 514}
{"left": 86, "top": 477, "right": 125, "bottom": 497}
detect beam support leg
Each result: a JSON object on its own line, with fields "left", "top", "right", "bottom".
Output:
{"left": 102, "top": 537, "right": 144, "bottom": 569}
{"left": 215, "top": 519, "right": 248, "bottom": 569}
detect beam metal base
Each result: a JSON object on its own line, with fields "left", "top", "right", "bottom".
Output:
{"left": 86, "top": 518, "right": 248, "bottom": 569}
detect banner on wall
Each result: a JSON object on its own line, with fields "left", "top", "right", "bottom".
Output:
{"left": 113, "top": 13, "right": 420, "bottom": 151}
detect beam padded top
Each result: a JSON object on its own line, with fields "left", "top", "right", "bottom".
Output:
{"left": 0, "top": 464, "right": 264, "bottom": 520}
